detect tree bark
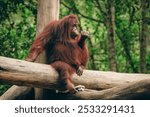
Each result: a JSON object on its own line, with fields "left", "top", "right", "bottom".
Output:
{"left": 35, "top": 0, "right": 60, "bottom": 63}
{"left": 140, "top": 0, "right": 148, "bottom": 73}
{"left": 116, "top": 30, "right": 138, "bottom": 73}
{"left": 106, "top": 0, "right": 117, "bottom": 71}
{"left": 1, "top": 56, "right": 150, "bottom": 99}
{"left": 36, "top": 0, "right": 59, "bottom": 35}
{"left": 0, "top": 85, "right": 34, "bottom": 100}
{"left": 66, "top": 79, "right": 150, "bottom": 100}
{"left": 31, "top": 0, "right": 60, "bottom": 99}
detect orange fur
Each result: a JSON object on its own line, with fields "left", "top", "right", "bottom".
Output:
{"left": 26, "top": 14, "right": 89, "bottom": 92}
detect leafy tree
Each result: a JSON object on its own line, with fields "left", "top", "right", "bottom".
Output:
{"left": 0, "top": 0, "right": 37, "bottom": 59}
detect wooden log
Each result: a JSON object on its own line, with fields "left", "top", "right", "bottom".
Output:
{"left": 0, "top": 56, "right": 150, "bottom": 90}
{"left": 0, "top": 85, "right": 34, "bottom": 100}
{"left": 65, "top": 79, "right": 150, "bottom": 100}
{"left": 0, "top": 57, "right": 150, "bottom": 99}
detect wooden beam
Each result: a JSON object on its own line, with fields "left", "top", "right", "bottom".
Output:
{"left": 69, "top": 79, "right": 150, "bottom": 100}
{"left": 1, "top": 56, "right": 150, "bottom": 90}
{"left": 0, "top": 85, "right": 33, "bottom": 100}
{"left": 1, "top": 56, "right": 150, "bottom": 99}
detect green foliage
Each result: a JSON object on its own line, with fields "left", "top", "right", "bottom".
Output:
{"left": 0, "top": 85, "right": 11, "bottom": 95}
{"left": 0, "top": 0, "right": 37, "bottom": 59}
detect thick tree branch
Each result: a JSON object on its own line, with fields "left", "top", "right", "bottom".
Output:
{"left": 0, "top": 56, "right": 150, "bottom": 99}
{"left": 1, "top": 56, "right": 150, "bottom": 90}
{"left": 0, "top": 86, "right": 34, "bottom": 100}
{"left": 67, "top": 79, "right": 150, "bottom": 100}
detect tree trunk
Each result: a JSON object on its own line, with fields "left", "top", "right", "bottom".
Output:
{"left": 35, "top": 0, "right": 60, "bottom": 63}
{"left": 106, "top": 0, "right": 117, "bottom": 71}
{"left": 88, "top": 39, "right": 97, "bottom": 70}
{"left": 116, "top": 30, "right": 138, "bottom": 73}
{"left": 34, "top": 0, "right": 60, "bottom": 100}
{"left": 140, "top": 0, "right": 148, "bottom": 73}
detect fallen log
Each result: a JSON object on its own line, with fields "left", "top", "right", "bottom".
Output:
{"left": 0, "top": 85, "right": 34, "bottom": 100}
{"left": 0, "top": 56, "right": 150, "bottom": 99}
{"left": 0, "top": 56, "right": 150, "bottom": 90}
{"left": 66, "top": 79, "right": 150, "bottom": 100}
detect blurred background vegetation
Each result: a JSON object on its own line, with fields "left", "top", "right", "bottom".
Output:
{"left": 0, "top": 0, "right": 150, "bottom": 95}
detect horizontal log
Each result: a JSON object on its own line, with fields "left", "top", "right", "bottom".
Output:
{"left": 0, "top": 56, "right": 150, "bottom": 91}
{"left": 0, "top": 85, "right": 33, "bottom": 100}
{"left": 67, "top": 79, "right": 150, "bottom": 100}
{"left": 1, "top": 56, "right": 150, "bottom": 100}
